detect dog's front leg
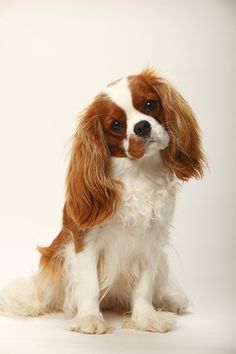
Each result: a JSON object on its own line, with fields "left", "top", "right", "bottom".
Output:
{"left": 123, "top": 265, "right": 175, "bottom": 333}
{"left": 69, "top": 242, "right": 110, "bottom": 334}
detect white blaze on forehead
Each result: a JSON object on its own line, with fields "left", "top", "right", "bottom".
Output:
{"left": 103, "top": 77, "right": 133, "bottom": 113}
{"left": 103, "top": 77, "right": 148, "bottom": 136}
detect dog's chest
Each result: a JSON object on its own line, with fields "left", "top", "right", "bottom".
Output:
{"left": 116, "top": 172, "right": 176, "bottom": 232}
{"left": 110, "top": 158, "right": 177, "bottom": 231}
{"left": 93, "top": 170, "right": 177, "bottom": 289}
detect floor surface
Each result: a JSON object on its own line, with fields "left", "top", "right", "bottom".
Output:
{"left": 0, "top": 304, "right": 235, "bottom": 354}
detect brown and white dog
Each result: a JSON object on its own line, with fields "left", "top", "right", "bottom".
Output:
{"left": 0, "top": 68, "right": 205, "bottom": 334}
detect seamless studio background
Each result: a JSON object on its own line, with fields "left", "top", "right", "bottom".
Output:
{"left": 0, "top": 1, "right": 235, "bottom": 353}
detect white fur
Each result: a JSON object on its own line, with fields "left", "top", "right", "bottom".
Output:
{"left": 0, "top": 79, "right": 189, "bottom": 333}
{"left": 0, "top": 277, "right": 43, "bottom": 317}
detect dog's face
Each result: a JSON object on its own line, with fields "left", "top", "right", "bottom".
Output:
{"left": 100, "top": 74, "right": 169, "bottom": 159}
{"left": 78, "top": 68, "right": 204, "bottom": 177}
{"left": 65, "top": 68, "right": 205, "bottom": 229}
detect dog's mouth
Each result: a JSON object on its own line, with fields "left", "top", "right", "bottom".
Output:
{"left": 126, "top": 133, "right": 169, "bottom": 159}
{"left": 145, "top": 133, "right": 170, "bottom": 150}
{"left": 145, "top": 138, "right": 157, "bottom": 144}
{"left": 143, "top": 137, "right": 161, "bottom": 148}
{"left": 126, "top": 137, "right": 158, "bottom": 159}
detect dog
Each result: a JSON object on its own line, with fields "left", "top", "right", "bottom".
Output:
{"left": 0, "top": 68, "right": 205, "bottom": 334}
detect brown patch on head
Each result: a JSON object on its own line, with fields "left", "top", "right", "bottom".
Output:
{"left": 128, "top": 72, "right": 164, "bottom": 125}
{"left": 129, "top": 68, "right": 206, "bottom": 180}
{"left": 127, "top": 135, "right": 145, "bottom": 159}
{"left": 65, "top": 94, "right": 126, "bottom": 231}
{"left": 89, "top": 94, "right": 127, "bottom": 158}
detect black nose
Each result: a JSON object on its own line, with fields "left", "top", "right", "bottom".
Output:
{"left": 134, "top": 120, "right": 151, "bottom": 138}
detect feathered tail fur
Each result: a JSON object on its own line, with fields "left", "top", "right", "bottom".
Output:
{"left": 0, "top": 228, "right": 69, "bottom": 318}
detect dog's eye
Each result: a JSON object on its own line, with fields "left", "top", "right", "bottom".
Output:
{"left": 110, "top": 120, "right": 124, "bottom": 132}
{"left": 143, "top": 99, "right": 158, "bottom": 112}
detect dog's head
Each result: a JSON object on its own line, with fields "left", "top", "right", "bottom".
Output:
{"left": 65, "top": 68, "right": 205, "bottom": 229}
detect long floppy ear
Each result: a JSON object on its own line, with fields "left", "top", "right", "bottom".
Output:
{"left": 149, "top": 71, "right": 206, "bottom": 180}
{"left": 65, "top": 104, "right": 119, "bottom": 230}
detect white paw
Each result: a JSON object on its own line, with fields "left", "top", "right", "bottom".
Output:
{"left": 123, "top": 310, "right": 175, "bottom": 333}
{"left": 161, "top": 294, "right": 189, "bottom": 314}
{"left": 70, "top": 315, "right": 111, "bottom": 335}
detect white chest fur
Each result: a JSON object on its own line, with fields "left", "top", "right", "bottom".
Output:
{"left": 81, "top": 156, "right": 177, "bottom": 293}
{"left": 111, "top": 156, "right": 177, "bottom": 232}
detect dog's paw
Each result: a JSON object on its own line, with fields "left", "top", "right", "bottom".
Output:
{"left": 70, "top": 315, "right": 111, "bottom": 335}
{"left": 123, "top": 310, "right": 175, "bottom": 333}
{"left": 161, "top": 294, "right": 189, "bottom": 314}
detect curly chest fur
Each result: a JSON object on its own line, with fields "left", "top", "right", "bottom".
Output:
{"left": 80, "top": 158, "right": 178, "bottom": 303}
{"left": 111, "top": 157, "right": 177, "bottom": 233}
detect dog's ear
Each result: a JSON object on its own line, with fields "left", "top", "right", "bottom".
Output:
{"left": 65, "top": 103, "right": 119, "bottom": 230}
{"left": 142, "top": 68, "right": 206, "bottom": 180}
{"left": 161, "top": 85, "right": 206, "bottom": 180}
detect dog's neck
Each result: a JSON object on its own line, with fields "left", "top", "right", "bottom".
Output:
{"left": 111, "top": 152, "right": 172, "bottom": 183}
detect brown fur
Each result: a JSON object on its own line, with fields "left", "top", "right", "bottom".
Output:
{"left": 37, "top": 207, "right": 84, "bottom": 265}
{"left": 97, "top": 94, "right": 127, "bottom": 158}
{"left": 129, "top": 68, "right": 206, "bottom": 180}
{"left": 128, "top": 135, "right": 145, "bottom": 159}
{"left": 36, "top": 208, "right": 86, "bottom": 311}
{"left": 65, "top": 95, "right": 122, "bottom": 232}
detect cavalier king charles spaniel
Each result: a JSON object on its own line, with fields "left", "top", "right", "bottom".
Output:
{"left": 0, "top": 68, "right": 205, "bottom": 334}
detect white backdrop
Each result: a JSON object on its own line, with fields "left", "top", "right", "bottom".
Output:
{"left": 0, "top": 1, "right": 235, "bottom": 353}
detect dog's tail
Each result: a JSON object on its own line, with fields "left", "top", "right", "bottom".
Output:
{"left": 0, "top": 231, "right": 71, "bottom": 318}
{"left": 0, "top": 277, "right": 45, "bottom": 317}
{"left": 0, "top": 259, "right": 65, "bottom": 317}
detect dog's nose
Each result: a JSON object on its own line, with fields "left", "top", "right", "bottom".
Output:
{"left": 134, "top": 120, "right": 151, "bottom": 138}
